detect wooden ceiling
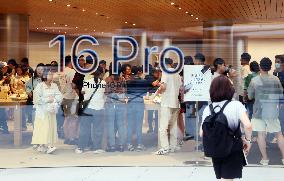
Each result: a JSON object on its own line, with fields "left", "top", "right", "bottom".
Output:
{"left": 1, "top": 0, "right": 284, "bottom": 36}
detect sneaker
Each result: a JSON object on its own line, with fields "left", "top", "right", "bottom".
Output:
{"left": 46, "top": 146, "right": 56, "bottom": 154}
{"left": 93, "top": 149, "right": 105, "bottom": 154}
{"left": 32, "top": 145, "right": 39, "bottom": 150}
{"left": 183, "top": 134, "right": 194, "bottom": 141}
{"left": 260, "top": 159, "right": 269, "bottom": 166}
{"left": 118, "top": 145, "right": 124, "bottom": 152}
{"left": 135, "top": 144, "right": 145, "bottom": 152}
{"left": 106, "top": 146, "right": 116, "bottom": 152}
{"left": 127, "top": 144, "right": 135, "bottom": 151}
{"left": 170, "top": 146, "right": 181, "bottom": 153}
{"left": 37, "top": 145, "right": 46, "bottom": 153}
{"left": 75, "top": 148, "right": 83, "bottom": 154}
{"left": 155, "top": 148, "right": 169, "bottom": 155}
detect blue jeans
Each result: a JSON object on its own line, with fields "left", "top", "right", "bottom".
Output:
{"left": 0, "top": 108, "right": 8, "bottom": 131}
{"left": 106, "top": 103, "right": 126, "bottom": 147}
{"left": 22, "top": 105, "right": 34, "bottom": 128}
{"left": 127, "top": 101, "right": 144, "bottom": 145}
{"left": 78, "top": 108, "right": 104, "bottom": 150}
{"left": 148, "top": 110, "right": 158, "bottom": 133}
{"left": 186, "top": 104, "right": 206, "bottom": 138}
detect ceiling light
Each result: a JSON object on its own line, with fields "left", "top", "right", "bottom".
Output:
{"left": 96, "top": 13, "right": 98, "bottom": 15}
{"left": 179, "top": 7, "right": 182, "bottom": 10}
{"left": 82, "top": 9, "right": 86, "bottom": 12}
{"left": 107, "top": 16, "right": 110, "bottom": 19}
{"left": 36, "top": 28, "right": 39, "bottom": 30}
{"left": 186, "top": 11, "right": 189, "bottom": 14}
{"left": 44, "top": 28, "right": 47, "bottom": 31}
{"left": 93, "top": 30, "right": 96, "bottom": 32}
{"left": 125, "top": 21, "right": 128, "bottom": 24}
{"left": 75, "top": 26, "right": 78, "bottom": 29}
{"left": 53, "top": 22, "right": 56, "bottom": 25}
{"left": 64, "top": 32, "right": 67, "bottom": 34}
{"left": 59, "top": 30, "right": 61, "bottom": 32}
{"left": 196, "top": 17, "right": 199, "bottom": 20}
{"left": 67, "top": 4, "right": 71, "bottom": 7}
{"left": 171, "top": 2, "right": 175, "bottom": 5}
{"left": 49, "top": 0, "right": 52, "bottom": 2}
{"left": 65, "top": 24, "right": 68, "bottom": 27}
{"left": 191, "top": 14, "right": 193, "bottom": 17}
{"left": 102, "top": 32, "right": 104, "bottom": 34}
{"left": 132, "top": 23, "right": 136, "bottom": 26}
{"left": 40, "top": 19, "right": 43, "bottom": 22}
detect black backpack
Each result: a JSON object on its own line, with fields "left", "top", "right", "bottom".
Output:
{"left": 202, "top": 101, "right": 241, "bottom": 158}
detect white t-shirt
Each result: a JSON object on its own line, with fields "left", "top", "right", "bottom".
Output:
{"left": 160, "top": 68, "right": 182, "bottom": 108}
{"left": 202, "top": 100, "right": 247, "bottom": 130}
{"left": 82, "top": 78, "right": 106, "bottom": 110}
{"left": 61, "top": 67, "right": 78, "bottom": 100}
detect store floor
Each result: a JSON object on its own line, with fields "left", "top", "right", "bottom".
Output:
{"left": 0, "top": 167, "right": 283, "bottom": 181}
{"left": 0, "top": 120, "right": 283, "bottom": 168}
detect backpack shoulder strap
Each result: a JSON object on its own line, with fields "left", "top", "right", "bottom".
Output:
{"left": 220, "top": 100, "right": 231, "bottom": 113}
{"left": 209, "top": 104, "right": 215, "bottom": 115}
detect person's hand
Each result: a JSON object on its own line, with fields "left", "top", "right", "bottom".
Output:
{"left": 243, "top": 139, "right": 252, "bottom": 155}
{"left": 47, "top": 96, "right": 55, "bottom": 103}
{"left": 152, "top": 80, "right": 160, "bottom": 87}
{"left": 28, "top": 92, "right": 33, "bottom": 98}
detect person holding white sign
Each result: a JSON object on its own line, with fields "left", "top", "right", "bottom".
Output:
{"left": 155, "top": 58, "right": 182, "bottom": 155}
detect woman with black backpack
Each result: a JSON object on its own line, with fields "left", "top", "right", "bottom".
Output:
{"left": 200, "top": 75, "right": 253, "bottom": 181}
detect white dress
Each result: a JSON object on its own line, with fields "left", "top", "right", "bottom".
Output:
{"left": 31, "top": 82, "right": 63, "bottom": 145}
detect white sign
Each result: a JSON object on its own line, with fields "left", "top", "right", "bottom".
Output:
{"left": 183, "top": 65, "right": 211, "bottom": 102}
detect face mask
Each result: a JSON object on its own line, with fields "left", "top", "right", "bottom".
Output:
{"left": 275, "top": 63, "right": 281, "bottom": 70}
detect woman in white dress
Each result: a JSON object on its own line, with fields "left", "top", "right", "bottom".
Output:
{"left": 31, "top": 66, "right": 63, "bottom": 154}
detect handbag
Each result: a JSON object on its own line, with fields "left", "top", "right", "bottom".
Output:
{"left": 80, "top": 78, "right": 102, "bottom": 116}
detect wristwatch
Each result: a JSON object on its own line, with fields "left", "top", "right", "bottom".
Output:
{"left": 244, "top": 137, "right": 251, "bottom": 144}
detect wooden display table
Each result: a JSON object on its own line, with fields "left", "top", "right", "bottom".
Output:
{"left": 0, "top": 98, "right": 27, "bottom": 147}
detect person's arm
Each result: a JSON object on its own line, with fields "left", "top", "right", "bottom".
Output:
{"left": 240, "top": 112, "right": 253, "bottom": 154}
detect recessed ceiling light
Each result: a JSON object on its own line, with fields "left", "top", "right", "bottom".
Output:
{"left": 36, "top": 28, "right": 39, "bottom": 30}
{"left": 93, "top": 30, "right": 96, "bottom": 32}
{"left": 65, "top": 24, "right": 68, "bottom": 27}
{"left": 59, "top": 30, "right": 61, "bottom": 32}
{"left": 64, "top": 32, "right": 66, "bottom": 34}
{"left": 96, "top": 13, "right": 98, "bottom": 15}
{"left": 40, "top": 19, "right": 43, "bottom": 22}
{"left": 49, "top": 0, "right": 52, "bottom": 2}
{"left": 44, "top": 28, "right": 47, "bottom": 31}
{"left": 191, "top": 14, "right": 193, "bottom": 17}
{"left": 133, "top": 23, "right": 136, "bottom": 26}
{"left": 179, "top": 7, "right": 182, "bottom": 10}
{"left": 125, "top": 21, "right": 128, "bottom": 24}
{"left": 53, "top": 22, "right": 56, "bottom": 25}
{"left": 171, "top": 2, "right": 175, "bottom": 5}
{"left": 196, "top": 17, "right": 199, "bottom": 20}
{"left": 67, "top": 4, "right": 71, "bottom": 7}
{"left": 82, "top": 9, "right": 86, "bottom": 12}
{"left": 75, "top": 26, "right": 78, "bottom": 29}
{"left": 186, "top": 11, "right": 189, "bottom": 14}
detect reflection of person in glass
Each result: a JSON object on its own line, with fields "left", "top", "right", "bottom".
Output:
{"left": 155, "top": 58, "right": 182, "bottom": 155}
{"left": 31, "top": 66, "right": 63, "bottom": 154}
{"left": 248, "top": 57, "right": 284, "bottom": 165}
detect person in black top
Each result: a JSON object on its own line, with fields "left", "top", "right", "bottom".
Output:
{"left": 126, "top": 66, "right": 148, "bottom": 151}
{"left": 72, "top": 56, "right": 86, "bottom": 115}
{"left": 274, "top": 55, "right": 284, "bottom": 134}
{"left": 145, "top": 68, "right": 161, "bottom": 133}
